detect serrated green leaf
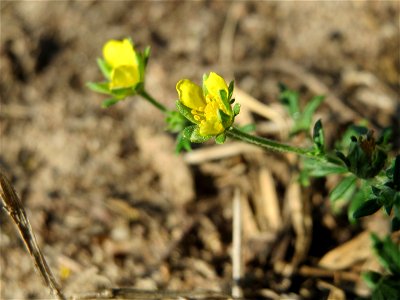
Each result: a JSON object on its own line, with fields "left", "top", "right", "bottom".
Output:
{"left": 96, "top": 58, "right": 111, "bottom": 79}
{"left": 101, "top": 98, "right": 120, "bottom": 108}
{"left": 176, "top": 101, "right": 197, "bottom": 124}
{"left": 182, "top": 125, "right": 196, "bottom": 141}
{"left": 86, "top": 82, "right": 111, "bottom": 95}
{"left": 330, "top": 175, "right": 357, "bottom": 202}
{"left": 353, "top": 199, "right": 382, "bottom": 218}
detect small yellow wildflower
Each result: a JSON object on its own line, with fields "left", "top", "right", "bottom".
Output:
{"left": 176, "top": 72, "right": 234, "bottom": 136}
{"left": 103, "top": 39, "right": 140, "bottom": 89}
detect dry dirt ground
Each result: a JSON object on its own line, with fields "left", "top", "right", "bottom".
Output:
{"left": 1, "top": 1, "right": 399, "bottom": 299}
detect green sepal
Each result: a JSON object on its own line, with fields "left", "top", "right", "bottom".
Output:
{"left": 376, "top": 127, "right": 393, "bottom": 147}
{"left": 143, "top": 46, "right": 151, "bottom": 67}
{"left": 353, "top": 199, "right": 382, "bottom": 219}
{"left": 233, "top": 103, "right": 241, "bottom": 116}
{"left": 217, "top": 109, "right": 232, "bottom": 129}
{"left": 101, "top": 98, "right": 120, "bottom": 108}
{"left": 336, "top": 151, "right": 351, "bottom": 168}
{"left": 183, "top": 125, "right": 211, "bottom": 143}
{"left": 133, "top": 82, "right": 145, "bottom": 94}
{"left": 166, "top": 111, "right": 188, "bottom": 133}
{"left": 109, "top": 84, "right": 138, "bottom": 99}
{"left": 136, "top": 52, "right": 146, "bottom": 83}
{"left": 228, "top": 80, "right": 234, "bottom": 100}
{"left": 312, "top": 119, "right": 325, "bottom": 155}
{"left": 176, "top": 101, "right": 197, "bottom": 125}
{"left": 215, "top": 133, "right": 226, "bottom": 144}
{"left": 219, "top": 89, "right": 232, "bottom": 114}
{"left": 175, "top": 132, "right": 192, "bottom": 153}
{"left": 330, "top": 175, "right": 357, "bottom": 202}
{"left": 86, "top": 82, "right": 111, "bottom": 95}
{"left": 345, "top": 133, "right": 388, "bottom": 179}
{"left": 96, "top": 58, "right": 111, "bottom": 79}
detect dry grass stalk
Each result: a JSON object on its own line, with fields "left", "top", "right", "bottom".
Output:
{"left": 0, "top": 171, "right": 66, "bottom": 300}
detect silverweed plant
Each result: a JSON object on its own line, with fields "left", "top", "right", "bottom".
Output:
{"left": 88, "top": 38, "right": 400, "bottom": 299}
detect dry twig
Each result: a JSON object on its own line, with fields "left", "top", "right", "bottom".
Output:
{"left": 0, "top": 171, "right": 66, "bottom": 300}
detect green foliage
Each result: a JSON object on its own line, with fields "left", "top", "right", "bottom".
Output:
{"left": 312, "top": 119, "right": 325, "bottom": 155}
{"left": 182, "top": 125, "right": 211, "bottom": 143}
{"left": 279, "top": 83, "right": 325, "bottom": 136}
{"left": 363, "top": 234, "right": 400, "bottom": 300}
{"left": 330, "top": 175, "right": 357, "bottom": 202}
{"left": 336, "top": 132, "right": 388, "bottom": 179}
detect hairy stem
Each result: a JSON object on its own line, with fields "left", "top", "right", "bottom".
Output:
{"left": 139, "top": 90, "right": 168, "bottom": 113}
{"left": 226, "top": 127, "right": 328, "bottom": 163}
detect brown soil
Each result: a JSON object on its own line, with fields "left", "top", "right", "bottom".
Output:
{"left": 1, "top": 1, "right": 399, "bottom": 299}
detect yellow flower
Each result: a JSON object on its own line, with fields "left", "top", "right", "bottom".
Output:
{"left": 103, "top": 39, "right": 140, "bottom": 89}
{"left": 176, "top": 72, "right": 234, "bottom": 136}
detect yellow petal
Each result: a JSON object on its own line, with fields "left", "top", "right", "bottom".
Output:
{"left": 203, "top": 72, "right": 228, "bottom": 102}
{"left": 109, "top": 65, "right": 139, "bottom": 89}
{"left": 103, "top": 39, "right": 137, "bottom": 68}
{"left": 199, "top": 119, "right": 224, "bottom": 136}
{"left": 199, "top": 101, "right": 224, "bottom": 135}
{"left": 176, "top": 79, "right": 206, "bottom": 110}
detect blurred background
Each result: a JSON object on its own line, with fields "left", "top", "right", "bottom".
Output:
{"left": 1, "top": 1, "right": 399, "bottom": 299}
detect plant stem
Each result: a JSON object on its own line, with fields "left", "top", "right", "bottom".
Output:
{"left": 139, "top": 90, "right": 168, "bottom": 113}
{"left": 226, "top": 126, "right": 326, "bottom": 162}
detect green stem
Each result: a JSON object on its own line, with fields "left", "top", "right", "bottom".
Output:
{"left": 226, "top": 126, "right": 327, "bottom": 162}
{"left": 139, "top": 90, "right": 168, "bottom": 113}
